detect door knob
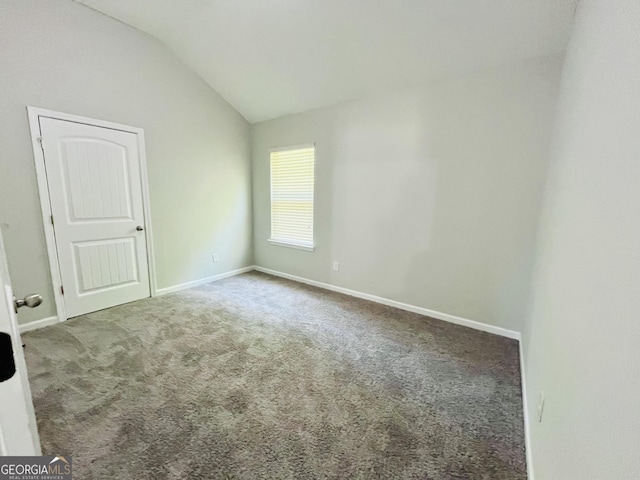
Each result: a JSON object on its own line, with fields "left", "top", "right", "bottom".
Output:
{"left": 14, "top": 294, "right": 43, "bottom": 312}
{"left": 136, "top": 226, "right": 144, "bottom": 231}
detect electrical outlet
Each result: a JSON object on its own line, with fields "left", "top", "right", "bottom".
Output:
{"left": 332, "top": 261, "right": 339, "bottom": 272}
{"left": 212, "top": 253, "right": 220, "bottom": 263}
{"left": 537, "top": 391, "right": 545, "bottom": 423}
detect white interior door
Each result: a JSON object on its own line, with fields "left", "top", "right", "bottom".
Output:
{"left": 0, "top": 230, "right": 41, "bottom": 455}
{"left": 40, "top": 118, "right": 150, "bottom": 318}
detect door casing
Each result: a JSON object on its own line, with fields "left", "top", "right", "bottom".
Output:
{"left": 27, "top": 107, "right": 157, "bottom": 323}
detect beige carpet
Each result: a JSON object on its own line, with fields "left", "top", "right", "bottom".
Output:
{"left": 24, "top": 271, "right": 526, "bottom": 479}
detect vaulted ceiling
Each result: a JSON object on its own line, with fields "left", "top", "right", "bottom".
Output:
{"left": 76, "top": 0, "right": 576, "bottom": 123}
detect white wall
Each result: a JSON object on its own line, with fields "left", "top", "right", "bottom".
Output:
{"left": 523, "top": 1, "right": 640, "bottom": 478}
{"left": 0, "top": 0, "right": 252, "bottom": 324}
{"left": 252, "top": 58, "right": 562, "bottom": 332}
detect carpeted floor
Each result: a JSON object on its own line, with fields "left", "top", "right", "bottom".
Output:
{"left": 23, "top": 272, "right": 526, "bottom": 479}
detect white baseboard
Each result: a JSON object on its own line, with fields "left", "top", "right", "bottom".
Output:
{"left": 253, "top": 266, "right": 521, "bottom": 340}
{"left": 19, "top": 316, "right": 60, "bottom": 334}
{"left": 155, "top": 266, "right": 254, "bottom": 296}
{"left": 520, "top": 340, "right": 535, "bottom": 480}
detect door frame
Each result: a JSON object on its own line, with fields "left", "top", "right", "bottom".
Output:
{"left": 27, "top": 106, "right": 157, "bottom": 323}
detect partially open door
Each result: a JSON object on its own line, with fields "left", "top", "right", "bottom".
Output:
{"left": 0, "top": 230, "right": 41, "bottom": 455}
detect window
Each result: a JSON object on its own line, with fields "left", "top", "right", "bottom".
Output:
{"left": 269, "top": 144, "right": 315, "bottom": 251}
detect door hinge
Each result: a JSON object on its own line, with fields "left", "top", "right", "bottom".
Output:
{"left": 37, "top": 136, "right": 44, "bottom": 151}
{"left": 60, "top": 286, "right": 64, "bottom": 295}
{"left": 50, "top": 215, "right": 54, "bottom": 226}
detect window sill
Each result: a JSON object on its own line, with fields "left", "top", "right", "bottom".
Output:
{"left": 268, "top": 239, "right": 315, "bottom": 252}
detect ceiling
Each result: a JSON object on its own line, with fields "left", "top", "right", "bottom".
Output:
{"left": 76, "top": 0, "right": 576, "bottom": 123}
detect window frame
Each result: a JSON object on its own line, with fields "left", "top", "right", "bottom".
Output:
{"left": 268, "top": 143, "right": 316, "bottom": 252}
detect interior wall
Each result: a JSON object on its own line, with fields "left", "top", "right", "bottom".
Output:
{"left": 523, "top": 1, "right": 640, "bottom": 478}
{"left": 252, "top": 57, "right": 562, "bottom": 332}
{"left": 0, "top": 0, "right": 252, "bottom": 325}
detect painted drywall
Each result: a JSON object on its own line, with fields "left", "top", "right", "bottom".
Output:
{"left": 0, "top": 0, "right": 252, "bottom": 324}
{"left": 77, "top": 0, "right": 576, "bottom": 123}
{"left": 522, "top": 1, "right": 640, "bottom": 478}
{"left": 252, "top": 58, "right": 562, "bottom": 331}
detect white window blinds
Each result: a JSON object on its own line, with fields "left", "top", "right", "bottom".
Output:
{"left": 270, "top": 145, "right": 315, "bottom": 248}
